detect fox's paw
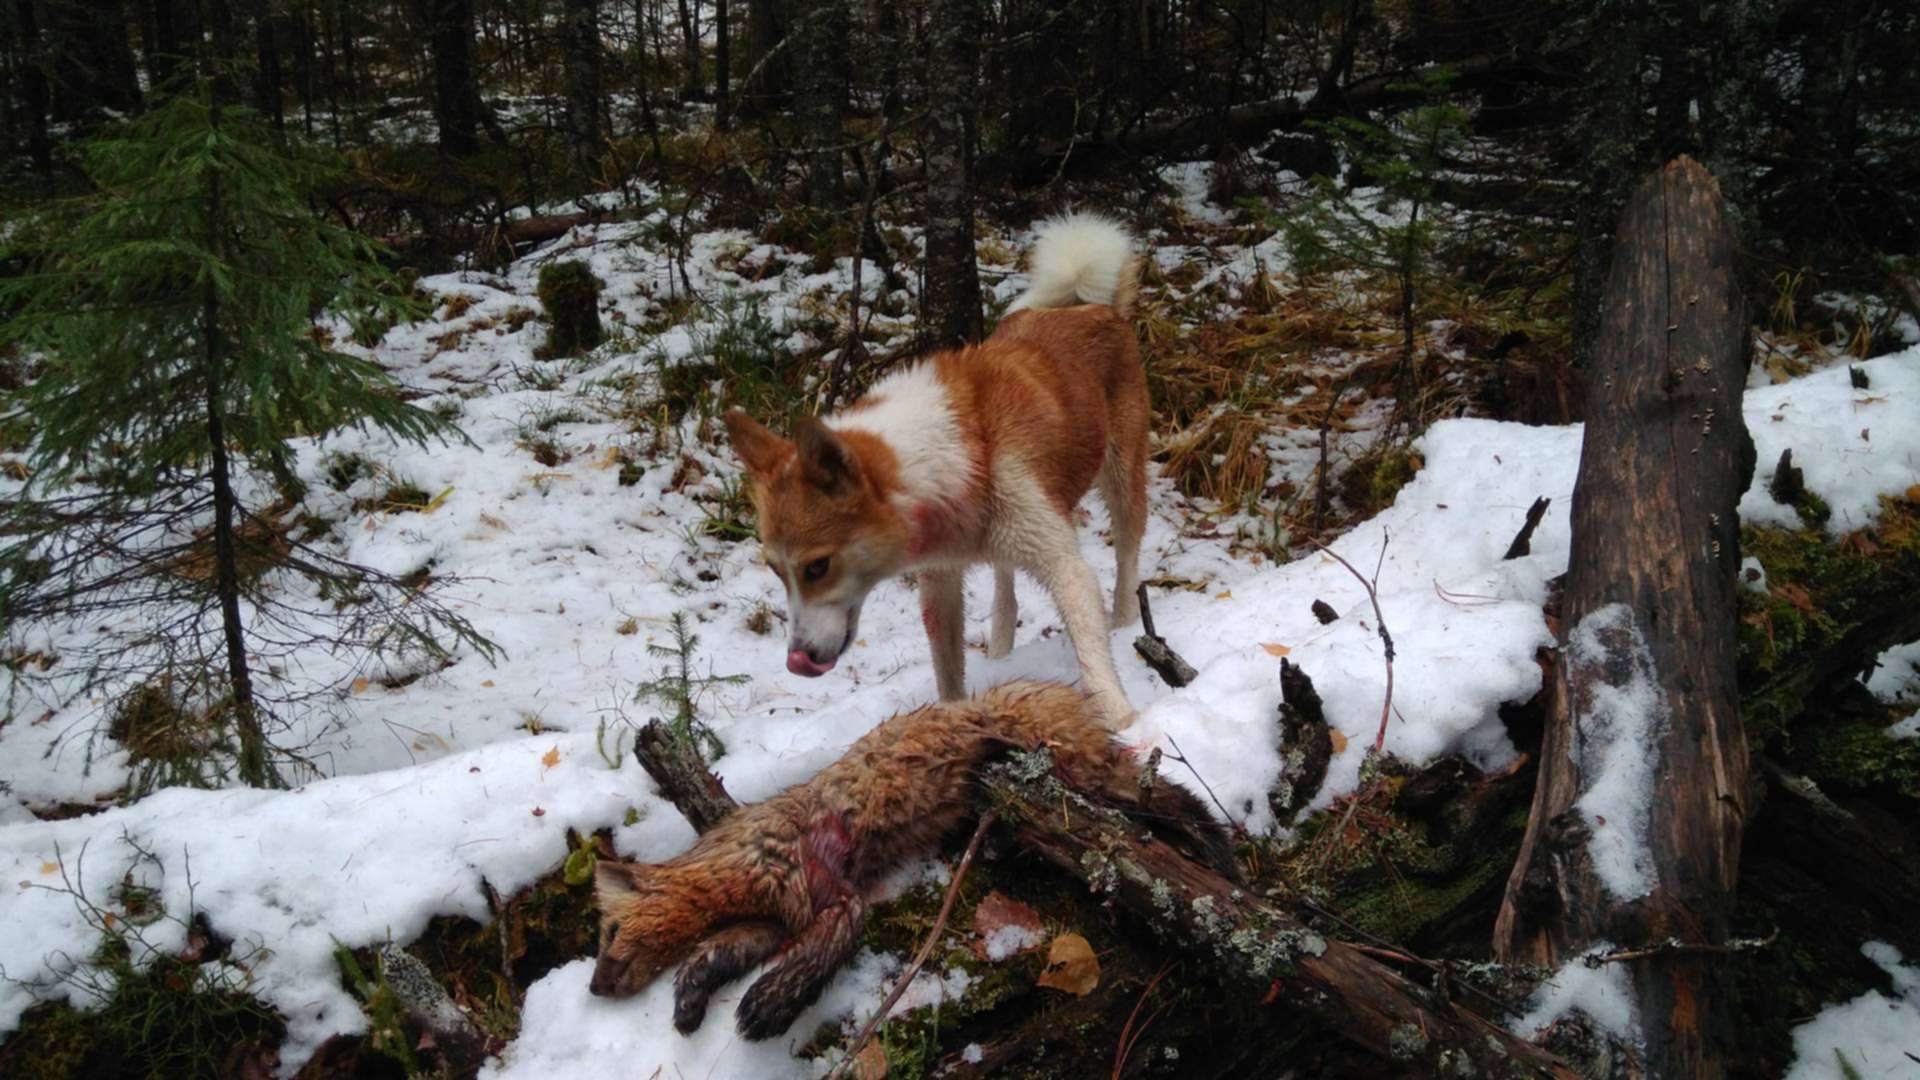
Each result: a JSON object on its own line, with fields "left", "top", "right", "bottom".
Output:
{"left": 671, "top": 981, "right": 712, "bottom": 1035}
{"left": 735, "top": 980, "right": 805, "bottom": 1042}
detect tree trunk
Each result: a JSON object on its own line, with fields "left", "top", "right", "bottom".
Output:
{"left": 11, "top": 0, "right": 53, "bottom": 174}
{"left": 423, "top": 0, "right": 482, "bottom": 155}
{"left": 142, "top": 0, "right": 185, "bottom": 90}
{"left": 919, "top": 0, "right": 981, "bottom": 348}
{"left": 711, "top": 0, "right": 727, "bottom": 128}
{"left": 201, "top": 103, "right": 272, "bottom": 789}
{"left": 793, "top": 0, "right": 845, "bottom": 206}
{"left": 46, "top": 0, "right": 142, "bottom": 122}
{"left": 1495, "top": 156, "right": 1755, "bottom": 1078}
{"left": 254, "top": 0, "right": 286, "bottom": 128}
{"left": 738, "top": 0, "right": 785, "bottom": 115}
{"left": 674, "top": 0, "right": 699, "bottom": 100}
{"left": 561, "top": 0, "right": 603, "bottom": 166}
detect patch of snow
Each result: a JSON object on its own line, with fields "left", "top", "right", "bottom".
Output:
{"left": 484, "top": 951, "right": 970, "bottom": 1079}
{"left": 981, "top": 922, "right": 1045, "bottom": 961}
{"left": 1786, "top": 941, "right": 1920, "bottom": 1080}
{"left": 1514, "top": 942, "right": 1640, "bottom": 1044}
{"left": 1866, "top": 640, "right": 1920, "bottom": 709}
{"left": 1738, "top": 350, "right": 1920, "bottom": 535}
{"left": 1564, "top": 604, "right": 1666, "bottom": 901}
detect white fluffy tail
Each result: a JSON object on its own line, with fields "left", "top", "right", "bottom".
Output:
{"left": 1008, "top": 212, "right": 1140, "bottom": 316}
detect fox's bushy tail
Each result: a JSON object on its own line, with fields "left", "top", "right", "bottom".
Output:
{"left": 1007, "top": 212, "right": 1141, "bottom": 316}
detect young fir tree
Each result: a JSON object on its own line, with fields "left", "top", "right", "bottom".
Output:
{"left": 0, "top": 77, "right": 494, "bottom": 789}
{"left": 1283, "top": 71, "right": 1469, "bottom": 426}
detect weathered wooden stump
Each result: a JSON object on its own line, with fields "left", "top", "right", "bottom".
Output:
{"left": 1494, "top": 156, "right": 1756, "bottom": 1077}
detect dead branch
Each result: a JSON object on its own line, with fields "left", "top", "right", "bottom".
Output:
{"left": 632, "top": 721, "right": 739, "bottom": 833}
{"left": 1132, "top": 583, "right": 1198, "bottom": 687}
{"left": 1503, "top": 496, "right": 1551, "bottom": 560}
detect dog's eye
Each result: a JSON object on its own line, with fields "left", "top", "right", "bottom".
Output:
{"left": 803, "top": 557, "right": 831, "bottom": 582}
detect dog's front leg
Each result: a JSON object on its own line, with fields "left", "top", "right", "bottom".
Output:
{"left": 994, "top": 493, "right": 1135, "bottom": 730}
{"left": 920, "top": 568, "right": 967, "bottom": 700}
{"left": 986, "top": 564, "right": 1018, "bottom": 659}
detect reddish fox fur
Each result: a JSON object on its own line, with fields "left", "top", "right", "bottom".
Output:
{"left": 589, "top": 681, "right": 1237, "bottom": 1040}
{"left": 723, "top": 213, "right": 1151, "bottom": 729}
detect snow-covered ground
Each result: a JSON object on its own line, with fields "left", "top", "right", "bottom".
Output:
{"left": 3, "top": 189, "right": 1918, "bottom": 1076}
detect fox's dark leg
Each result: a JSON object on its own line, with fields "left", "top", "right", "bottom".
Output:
{"left": 672, "top": 920, "right": 788, "bottom": 1034}
{"left": 734, "top": 894, "right": 870, "bottom": 1041}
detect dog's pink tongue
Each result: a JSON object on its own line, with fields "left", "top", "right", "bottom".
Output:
{"left": 787, "top": 650, "right": 836, "bottom": 677}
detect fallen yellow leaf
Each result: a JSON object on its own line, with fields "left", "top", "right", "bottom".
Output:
{"left": 39, "top": 861, "right": 58, "bottom": 875}
{"left": 1328, "top": 728, "right": 1349, "bottom": 754}
{"left": 1215, "top": 590, "right": 1233, "bottom": 601}
{"left": 1036, "top": 932, "right": 1100, "bottom": 996}
{"left": 1260, "top": 643, "right": 1291, "bottom": 657}
{"left": 349, "top": 677, "right": 370, "bottom": 695}
{"left": 541, "top": 745, "right": 561, "bottom": 770}
{"left": 481, "top": 680, "right": 495, "bottom": 688}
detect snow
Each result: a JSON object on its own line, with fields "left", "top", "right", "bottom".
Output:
{"left": 485, "top": 953, "right": 970, "bottom": 1079}
{"left": 1787, "top": 941, "right": 1920, "bottom": 1080}
{"left": 981, "top": 922, "right": 1045, "bottom": 961}
{"left": 1738, "top": 352, "right": 1920, "bottom": 535}
{"left": 1513, "top": 941, "right": 1640, "bottom": 1045}
{"left": 1564, "top": 604, "right": 1666, "bottom": 901}
{"left": 3, "top": 187, "right": 1919, "bottom": 1075}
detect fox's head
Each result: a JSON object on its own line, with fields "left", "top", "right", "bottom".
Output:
{"left": 589, "top": 860, "right": 707, "bottom": 997}
{"left": 722, "top": 410, "right": 907, "bottom": 678}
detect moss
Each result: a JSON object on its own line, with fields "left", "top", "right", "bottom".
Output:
{"left": 1802, "top": 723, "right": 1920, "bottom": 800}
{"left": 535, "top": 260, "right": 605, "bottom": 359}
{"left": 1739, "top": 503, "right": 1920, "bottom": 748}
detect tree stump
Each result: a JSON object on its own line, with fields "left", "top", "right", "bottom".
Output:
{"left": 1494, "top": 156, "right": 1755, "bottom": 1077}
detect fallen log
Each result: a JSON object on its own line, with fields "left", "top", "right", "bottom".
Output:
{"left": 1495, "top": 156, "right": 1755, "bottom": 1078}
{"left": 979, "top": 753, "right": 1577, "bottom": 1078}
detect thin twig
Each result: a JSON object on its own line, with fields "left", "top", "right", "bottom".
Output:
{"left": 1163, "top": 734, "right": 1236, "bottom": 829}
{"left": 826, "top": 811, "right": 998, "bottom": 1080}
{"left": 1112, "top": 958, "right": 1178, "bottom": 1079}
{"left": 1308, "top": 532, "right": 1395, "bottom": 752}
{"left": 1582, "top": 930, "right": 1780, "bottom": 967}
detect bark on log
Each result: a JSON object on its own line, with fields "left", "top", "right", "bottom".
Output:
{"left": 980, "top": 756, "right": 1576, "bottom": 1079}
{"left": 633, "top": 721, "right": 739, "bottom": 834}
{"left": 1494, "top": 156, "right": 1755, "bottom": 1078}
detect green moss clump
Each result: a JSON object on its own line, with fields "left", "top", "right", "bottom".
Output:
{"left": 536, "top": 260, "right": 605, "bottom": 359}
{"left": 1802, "top": 723, "right": 1920, "bottom": 800}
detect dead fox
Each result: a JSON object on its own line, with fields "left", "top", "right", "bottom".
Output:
{"left": 590, "top": 681, "right": 1237, "bottom": 1041}
{"left": 722, "top": 212, "right": 1150, "bottom": 730}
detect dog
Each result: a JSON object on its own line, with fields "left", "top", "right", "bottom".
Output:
{"left": 722, "top": 212, "right": 1148, "bottom": 729}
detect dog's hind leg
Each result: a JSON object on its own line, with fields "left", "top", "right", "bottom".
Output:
{"left": 1102, "top": 367, "right": 1150, "bottom": 630}
{"left": 1100, "top": 440, "right": 1146, "bottom": 630}
{"left": 921, "top": 568, "right": 967, "bottom": 700}
{"left": 986, "top": 564, "right": 1018, "bottom": 659}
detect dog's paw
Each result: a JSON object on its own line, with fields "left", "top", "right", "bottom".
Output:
{"left": 735, "top": 981, "right": 802, "bottom": 1042}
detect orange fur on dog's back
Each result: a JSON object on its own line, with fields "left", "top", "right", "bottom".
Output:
{"left": 722, "top": 212, "right": 1152, "bottom": 728}
{"left": 589, "top": 681, "right": 1237, "bottom": 1041}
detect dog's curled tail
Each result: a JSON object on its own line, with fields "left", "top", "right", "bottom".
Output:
{"left": 1008, "top": 212, "right": 1140, "bottom": 317}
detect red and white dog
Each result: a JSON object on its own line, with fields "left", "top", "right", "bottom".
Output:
{"left": 723, "top": 214, "right": 1148, "bottom": 730}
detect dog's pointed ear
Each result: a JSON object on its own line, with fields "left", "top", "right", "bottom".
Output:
{"left": 723, "top": 410, "right": 791, "bottom": 477}
{"left": 793, "top": 417, "right": 859, "bottom": 495}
